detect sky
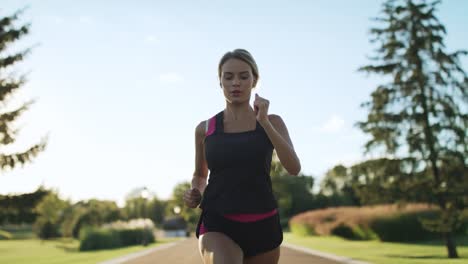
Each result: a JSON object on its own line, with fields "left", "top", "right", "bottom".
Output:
{"left": 0, "top": 0, "right": 466, "bottom": 206}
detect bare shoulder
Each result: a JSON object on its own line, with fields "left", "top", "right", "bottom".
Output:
{"left": 195, "top": 120, "right": 207, "bottom": 140}
{"left": 268, "top": 114, "right": 294, "bottom": 145}
{"left": 268, "top": 114, "right": 286, "bottom": 128}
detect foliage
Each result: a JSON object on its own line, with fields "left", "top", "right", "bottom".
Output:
{"left": 290, "top": 223, "right": 315, "bottom": 236}
{"left": 289, "top": 203, "right": 457, "bottom": 241}
{"left": 79, "top": 227, "right": 155, "bottom": 251}
{"left": 62, "top": 199, "right": 122, "bottom": 238}
{"left": 33, "top": 192, "right": 69, "bottom": 239}
{"left": 270, "top": 152, "right": 316, "bottom": 220}
{"left": 123, "top": 189, "right": 167, "bottom": 227}
{"left": 358, "top": 0, "right": 467, "bottom": 257}
{"left": 167, "top": 182, "right": 200, "bottom": 231}
{"left": 0, "top": 9, "right": 47, "bottom": 172}
{"left": 0, "top": 229, "right": 12, "bottom": 239}
{"left": 319, "top": 164, "right": 361, "bottom": 206}
{"left": 0, "top": 187, "right": 50, "bottom": 224}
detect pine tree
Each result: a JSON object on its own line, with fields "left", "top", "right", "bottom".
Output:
{"left": 358, "top": 0, "right": 467, "bottom": 258}
{"left": 0, "top": 9, "right": 47, "bottom": 172}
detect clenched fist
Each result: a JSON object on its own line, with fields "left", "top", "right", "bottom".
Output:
{"left": 254, "top": 93, "right": 270, "bottom": 126}
{"left": 183, "top": 188, "right": 202, "bottom": 208}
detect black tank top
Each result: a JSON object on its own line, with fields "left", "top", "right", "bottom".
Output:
{"left": 199, "top": 110, "right": 278, "bottom": 214}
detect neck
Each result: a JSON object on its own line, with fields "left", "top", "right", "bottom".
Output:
{"left": 224, "top": 102, "right": 254, "bottom": 121}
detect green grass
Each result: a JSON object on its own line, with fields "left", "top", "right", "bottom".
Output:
{"left": 284, "top": 232, "right": 468, "bottom": 264}
{"left": 0, "top": 237, "right": 180, "bottom": 264}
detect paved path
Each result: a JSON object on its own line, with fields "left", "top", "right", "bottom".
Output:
{"left": 106, "top": 238, "right": 369, "bottom": 264}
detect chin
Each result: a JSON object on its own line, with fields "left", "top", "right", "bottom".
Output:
{"left": 227, "top": 98, "right": 248, "bottom": 104}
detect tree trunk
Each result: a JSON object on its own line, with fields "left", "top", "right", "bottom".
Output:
{"left": 444, "top": 231, "right": 459, "bottom": 258}
{"left": 411, "top": 22, "right": 460, "bottom": 260}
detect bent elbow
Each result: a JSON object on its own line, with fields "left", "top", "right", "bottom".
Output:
{"left": 287, "top": 164, "right": 301, "bottom": 176}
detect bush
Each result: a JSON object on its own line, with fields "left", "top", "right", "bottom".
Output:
{"left": 290, "top": 223, "right": 315, "bottom": 236}
{"left": 0, "top": 224, "right": 34, "bottom": 239}
{"left": 116, "top": 228, "right": 155, "bottom": 247}
{"left": 79, "top": 227, "right": 155, "bottom": 251}
{"left": 280, "top": 218, "right": 290, "bottom": 229}
{"left": 370, "top": 210, "right": 440, "bottom": 242}
{"left": 455, "top": 209, "right": 468, "bottom": 235}
{"left": 0, "top": 229, "right": 12, "bottom": 239}
{"left": 354, "top": 225, "right": 378, "bottom": 240}
{"left": 330, "top": 223, "right": 377, "bottom": 240}
{"left": 290, "top": 203, "right": 468, "bottom": 241}
{"left": 79, "top": 228, "right": 121, "bottom": 251}
{"left": 33, "top": 219, "right": 61, "bottom": 239}
{"left": 331, "top": 223, "right": 359, "bottom": 240}
{"left": 290, "top": 203, "right": 435, "bottom": 236}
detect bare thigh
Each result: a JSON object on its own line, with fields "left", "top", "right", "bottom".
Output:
{"left": 243, "top": 247, "right": 280, "bottom": 264}
{"left": 199, "top": 232, "right": 244, "bottom": 264}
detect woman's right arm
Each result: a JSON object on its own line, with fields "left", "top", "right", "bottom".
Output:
{"left": 183, "top": 121, "right": 209, "bottom": 208}
{"left": 192, "top": 121, "right": 209, "bottom": 193}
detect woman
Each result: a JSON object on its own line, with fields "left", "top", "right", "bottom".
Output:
{"left": 183, "top": 49, "right": 301, "bottom": 264}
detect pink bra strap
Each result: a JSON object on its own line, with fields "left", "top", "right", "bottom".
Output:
{"left": 205, "top": 116, "right": 216, "bottom": 136}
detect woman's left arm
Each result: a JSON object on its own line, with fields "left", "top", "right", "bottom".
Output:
{"left": 262, "top": 115, "right": 301, "bottom": 175}
{"left": 254, "top": 94, "right": 301, "bottom": 175}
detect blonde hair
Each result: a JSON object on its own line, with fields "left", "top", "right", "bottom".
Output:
{"left": 218, "top": 49, "right": 259, "bottom": 86}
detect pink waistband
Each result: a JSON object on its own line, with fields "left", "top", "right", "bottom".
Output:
{"left": 223, "top": 209, "right": 278, "bottom": 223}
{"left": 198, "top": 209, "right": 278, "bottom": 236}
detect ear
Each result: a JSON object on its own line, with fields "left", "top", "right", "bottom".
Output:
{"left": 253, "top": 78, "right": 257, "bottom": 88}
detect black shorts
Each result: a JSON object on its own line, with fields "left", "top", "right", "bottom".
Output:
{"left": 195, "top": 210, "right": 283, "bottom": 257}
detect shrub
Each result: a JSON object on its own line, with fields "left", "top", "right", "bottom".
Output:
{"left": 0, "top": 229, "right": 12, "bottom": 239}
{"left": 33, "top": 219, "right": 61, "bottom": 239}
{"left": 290, "top": 204, "right": 468, "bottom": 241}
{"left": 79, "top": 227, "right": 155, "bottom": 251}
{"left": 330, "top": 223, "right": 377, "bottom": 240}
{"left": 290, "top": 223, "right": 315, "bottom": 236}
{"left": 370, "top": 210, "right": 442, "bottom": 242}
{"left": 0, "top": 224, "right": 34, "bottom": 239}
{"left": 331, "top": 223, "right": 362, "bottom": 240}
{"left": 79, "top": 228, "right": 121, "bottom": 251}
{"left": 354, "top": 225, "right": 378, "bottom": 240}
{"left": 288, "top": 203, "right": 468, "bottom": 242}
{"left": 116, "top": 228, "right": 155, "bottom": 247}
{"left": 280, "top": 218, "right": 290, "bottom": 229}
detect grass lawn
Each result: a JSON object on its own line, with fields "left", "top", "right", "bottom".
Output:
{"left": 0, "top": 237, "right": 181, "bottom": 264}
{"left": 284, "top": 232, "right": 468, "bottom": 264}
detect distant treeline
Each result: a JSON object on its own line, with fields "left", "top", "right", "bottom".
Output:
{"left": 0, "top": 187, "right": 50, "bottom": 224}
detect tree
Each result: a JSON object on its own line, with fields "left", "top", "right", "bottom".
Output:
{"left": 0, "top": 9, "right": 47, "bottom": 172}
{"left": 358, "top": 0, "right": 467, "bottom": 258}
{"left": 346, "top": 158, "right": 431, "bottom": 205}
{"left": 147, "top": 198, "right": 167, "bottom": 226}
{"left": 33, "top": 192, "right": 69, "bottom": 239}
{"left": 65, "top": 199, "right": 122, "bottom": 238}
{"left": 319, "top": 164, "right": 361, "bottom": 206}
{"left": 270, "top": 152, "right": 315, "bottom": 220}
{"left": 0, "top": 186, "right": 50, "bottom": 224}
{"left": 169, "top": 182, "right": 200, "bottom": 231}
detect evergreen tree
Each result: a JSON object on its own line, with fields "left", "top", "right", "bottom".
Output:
{"left": 0, "top": 9, "right": 47, "bottom": 172}
{"left": 358, "top": 0, "right": 467, "bottom": 258}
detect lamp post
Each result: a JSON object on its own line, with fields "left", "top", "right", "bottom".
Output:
{"left": 141, "top": 187, "right": 150, "bottom": 246}
{"left": 173, "top": 205, "right": 186, "bottom": 237}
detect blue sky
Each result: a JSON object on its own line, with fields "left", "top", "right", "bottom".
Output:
{"left": 1, "top": 0, "right": 466, "bottom": 206}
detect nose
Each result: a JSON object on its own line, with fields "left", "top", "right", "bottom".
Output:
{"left": 232, "top": 76, "right": 240, "bottom": 86}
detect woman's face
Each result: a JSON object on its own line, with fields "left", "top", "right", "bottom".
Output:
{"left": 220, "top": 58, "right": 256, "bottom": 104}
